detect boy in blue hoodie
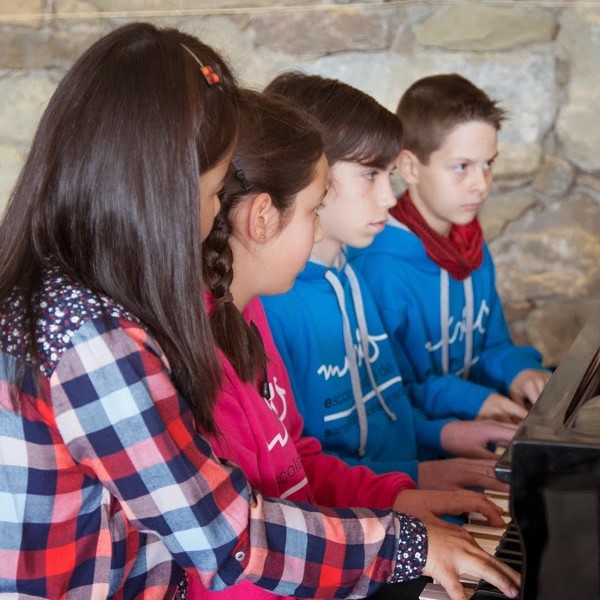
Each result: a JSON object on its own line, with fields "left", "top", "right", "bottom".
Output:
{"left": 261, "top": 73, "right": 516, "bottom": 492}
{"left": 349, "top": 73, "right": 551, "bottom": 424}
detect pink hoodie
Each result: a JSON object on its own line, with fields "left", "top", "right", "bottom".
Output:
{"left": 188, "top": 297, "right": 415, "bottom": 599}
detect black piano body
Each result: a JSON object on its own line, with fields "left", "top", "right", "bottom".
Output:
{"left": 474, "top": 309, "right": 600, "bottom": 600}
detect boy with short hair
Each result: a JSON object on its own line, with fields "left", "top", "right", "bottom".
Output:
{"left": 349, "top": 73, "right": 551, "bottom": 424}
{"left": 262, "top": 72, "right": 517, "bottom": 495}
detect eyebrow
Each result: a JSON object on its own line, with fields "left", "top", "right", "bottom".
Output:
{"left": 452, "top": 151, "right": 499, "bottom": 163}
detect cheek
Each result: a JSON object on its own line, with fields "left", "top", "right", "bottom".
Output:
{"left": 199, "top": 198, "right": 218, "bottom": 241}
{"left": 297, "top": 224, "right": 317, "bottom": 263}
{"left": 211, "top": 195, "right": 220, "bottom": 216}
{"left": 288, "top": 223, "right": 316, "bottom": 272}
{"left": 318, "top": 205, "right": 339, "bottom": 231}
{"left": 424, "top": 175, "right": 453, "bottom": 203}
{"left": 199, "top": 219, "right": 212, "bottom": 242}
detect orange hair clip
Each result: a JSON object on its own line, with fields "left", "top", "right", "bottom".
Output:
{"left": 200, "top": 65, "right": 220, "bottom": 85}
{"left": 181, "top": 44, "right": 221, "bottom": 86}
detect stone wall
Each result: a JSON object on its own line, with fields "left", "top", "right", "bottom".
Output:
{"left": 1, "top": 0, "right": 599, "bottom": 365}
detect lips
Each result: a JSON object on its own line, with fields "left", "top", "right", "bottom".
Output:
{"left": 370, "top": 220, "right": 387, "bottom": 231}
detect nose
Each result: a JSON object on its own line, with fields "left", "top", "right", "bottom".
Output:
{"left": 313, "top": 216, "right": 324, "bottom": 243}
{"left": 378, "top": 179, "right": 397, "bottom": 210}
{"left": 471, "top": 165, "right": 492, "bottom": 195}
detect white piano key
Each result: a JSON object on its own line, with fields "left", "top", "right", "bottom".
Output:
{"left": 494, "top": 444, "right": 507, "bottom": 456}
{"left": 420, "top": 582, "right": 474, "bottom": 599}
{"left": 484, "top": 495, "right": 510, "bottom": 513}
{"left": 463, "top": 523, "right": 506, "bottom": 538}
{"left": 471, "top": 538, "right": 500, "bottom": 553}
{"left": 469, "top": 511, "right": 511, "bottom": 525}
{"left": 420, "top": 582, "right": 450, "bottom": 599}
{"left": 483, "top": 489, "right": 510, "bottom": 500}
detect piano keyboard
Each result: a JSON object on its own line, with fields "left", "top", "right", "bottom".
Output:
{"left": 419, "top": 490, "right": 523, "bottom": 600}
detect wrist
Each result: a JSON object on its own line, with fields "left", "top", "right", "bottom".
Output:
{"left": 389, "top": 512, "right": 427, "bottom": 583}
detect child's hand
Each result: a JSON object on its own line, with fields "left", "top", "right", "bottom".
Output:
{"left": 440, "top": 420, "right": 517, "bottom": 460}
{"left": 418, "top": 458, "right": 509, "bottom": 493}
{"left": 509, "top": 369, "right": 552, "bottom": 406}
{"left": 477, "top": 392, "right": 528, "bottom": 423}
{"left": 392, "top": 488, "right": 506, "bottom": 529}
{"left": 422, "top": 520, "right": 520, "bottom": 600}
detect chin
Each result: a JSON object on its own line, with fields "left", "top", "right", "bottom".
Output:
{"left": 272, "top": 281, "right": 295, "bottom": 296}
{"left": 454, "top": 214, "right": 477, "bottom": 226}
{"left": 346, "top": 232, "right": 372, "bottom": 248}
{"left": 354, "top": 235, "right": 376, "bottom": 249}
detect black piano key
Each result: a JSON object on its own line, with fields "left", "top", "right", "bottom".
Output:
{"left": 497, "top": 557, "right": 522, "bottom": 573}
{"left": 495, "top": 549, "right": 522, "bottom": 562}
{"left": 497, "top": 539, "right": 521, "bottom": 553}
{"left": 472, "top": 583, "right": 519, "bottom": 600}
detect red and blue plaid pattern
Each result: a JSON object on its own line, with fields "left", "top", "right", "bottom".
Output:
{"left": 0, "top": 269, "right": 426, "bottom": 598}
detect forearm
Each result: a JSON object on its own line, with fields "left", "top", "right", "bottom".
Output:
{"left": 302, "top": 450, "right": 416, "bottom": 509}
{"left": 240, "top": 495, "right": 427, "bottom": 596}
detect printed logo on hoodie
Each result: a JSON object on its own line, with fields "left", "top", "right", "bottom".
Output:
{"left": 425, "top": 299, "right": 489, "bottom": 375}
{"left": 317, "top": 327, "right": 387, "bottom": 380}
{"left": 263, "top": 375, "right": 291, "bottom": 450}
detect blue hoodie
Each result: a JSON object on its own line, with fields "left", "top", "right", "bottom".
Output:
{"left": 348, "top": 216, "right": 547, "bottom": 420}
{"left": 261, "top": 254, "right": 453, "bottom": 484}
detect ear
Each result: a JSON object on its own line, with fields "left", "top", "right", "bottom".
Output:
{"left": 247, "top": 192, "right": 279, "bottom": 243}
{"left": 396, "top": 149, "right": 420, "bottom": 185}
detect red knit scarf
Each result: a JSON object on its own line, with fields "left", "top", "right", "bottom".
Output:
{"left": 389, "top": 190, "right": 484, "bottom": 280}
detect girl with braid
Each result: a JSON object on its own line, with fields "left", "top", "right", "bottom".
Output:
{"left": 192, "top": 88, "right": 520, "bottom": 600}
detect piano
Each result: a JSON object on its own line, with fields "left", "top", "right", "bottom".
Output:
{"left": 424, "top": 309, "right": 600, "bottom": 600}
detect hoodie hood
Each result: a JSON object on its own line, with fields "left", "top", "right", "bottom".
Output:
{"left": 349, "top": 216, "right": 441, "bottom": 276}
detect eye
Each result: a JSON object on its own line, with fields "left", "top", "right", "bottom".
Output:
{"left": 453, "top": 163, "right": 467, "bottom": 174}
{"left": 483, "top": 159, "right": 495, "bottom": 171}
{"left": 314, "top": 201, "right": 326, "bottom": 215}
{"left": 364, "top": 170, "right": 377, "bottom": 181}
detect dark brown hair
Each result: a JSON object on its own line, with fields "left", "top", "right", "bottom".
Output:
{"left": 396, "top": 73, "right": 506, "bottom": 164}
{"left": 0, "top": 22, "right": 240, "bottom": 434}
{"left": 202, "top": 89, "right": 324, "bottom": 382}
{"left": 264, "top": 71, "right": 403, "bottom": 168}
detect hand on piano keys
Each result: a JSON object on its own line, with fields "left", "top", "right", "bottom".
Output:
{"left": 393, "top": 489, "right": 508, "bottom": 529}
{"left": 476, "top": 392, "right": 529, "bottom": 424}
{"left": 420, "top": 490, "right": 521, "bottom": 600}
{"left": 418, "top": 458, "right": 510, "bottom": 493}
{"left": 440, "top": 420, "right": 518, "bottom": 461}
{"left": 508, "top": 368, "right": 552, "bottom": 407}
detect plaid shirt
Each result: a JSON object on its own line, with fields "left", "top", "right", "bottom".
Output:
{"left": 0, "top": 269, "right": 427, "bottom": 599}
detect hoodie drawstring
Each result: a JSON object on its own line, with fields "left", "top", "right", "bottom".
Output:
{"left": 440, "top": 268, "right": 474, "bottom": 378}
{"left": 345, "top": 264, "right": 397, "bottom": 422}
{"left": 462, "top": 276, "right": 474, "bottom": 379}
{"left": 324, "top": 270, "right": 368, "bottom": 457}
{"left": 324, "top": 260, "right": 399, "bottom": 458}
